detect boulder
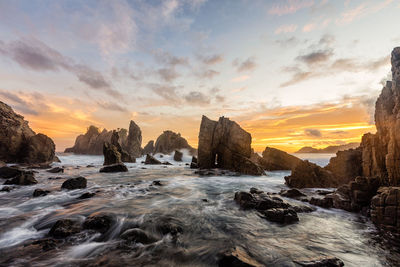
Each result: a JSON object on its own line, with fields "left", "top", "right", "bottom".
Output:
{"left": 0, "top": 166, "right": 23, "bottom": 179}
{"left": 145, "top": 154, "right": 162, "bottom": 165}
{"left": 280, "top": 188, "right": 306, "bottom": 199}
{"left": 284, "top": 160, "right": 336, "bottom": 188}
{"left": 4, "top": 172, "right": 37, "bottom": 185}
{"left": 143, "top": 140, "right": 154, "bottom": 155}
{"left": 99, "top": 163, "right": 128, "bottom": 173}
{"left": 190, "top": 156, "right": 198, "bottom": 169}
{"left": 78, "top": 192, "right": 96, "bottom": 199}
{"left": 0, "top": 101, "right": 56, "bottom": 163}
{"left": 103, "top": 142, "right": 122, "bottom": 166}
{"left": 153, "top": 130, "right": 195, "bottom": 155}
{"left": 325, "top": 148, "right": 362, "bottom": 185}
{"left": 217, "top": 246, "right": 263, "bottom": 267}
{"left": 173, "top": 150, "right": 183, "bottom": 161}
{"left": 259, "top": 208, "right": 299, "bottom": 224}
{"left": 260, "top": 147, "right": 302, "bottom": 171}
{"left": 49, "top": 219, "right": 81, "bottom": 239}
{"left": 33, "top": 189, "right": 50, "bottom": 197}
{"left": 47, "top": 167, "right": 64, "bottom": 173}
{"left": 125, "top": 120, "right": 143, "bottom": 158}
{"left": 83, "top": 213, "right": 115, "bottom": 233}
{"left": 197, "top": 116, "right": 264, "bottom": 175}
{"left": 61, "top": 177, "right": 87, "bottom": 190}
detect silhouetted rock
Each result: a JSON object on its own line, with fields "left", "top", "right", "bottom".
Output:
{"left": 0, "top": 166, "right": 23, "bottom": 179}
{"left": 125, "top": 120, "right": 143, "bottom": 158}
{"left": 217, "top": 246, "right": 263, "bottom": 267}
{"left": 103, "top": 142, "right": 122, "bottom": 165}
{"left": 47, "top": 167, "right": 64, "bottom": 173}
{"left": 61, "top": 177, "right": 87, "bottom": 190}
{"left": 145, "top": 154, "right": 162, "bottom": 165}
{"left": 143, "top": 140, "right": 154, "bottom": 155}
{"left": 154, "top": 130, "right": 195, "bottom": 155}
{"left": 33, "top": 189, "right": 50, "bottom": 197}
{"left": 260, "top": 147, "right": 302, "bottom": 171}
{"left": 83, "top": 213, "right": 115, "bottom": 233}
{"left": 173, "top": 150, "right": 183, "bottom": 161}
{"left": 4, "top": 172, "right": 37, "bottom": 185}
{"left": 198, "top": 116, "right": 264, "bottom": 175}
{"left": 190, "top": 156, "right": 198, "bottom": 169}
{"left": 284, "top": 160, "right": 336, "bottom": 188}
{"left": 99, "top": 163, "right": 128, "bottom": 173}
{"left": 0, "top": 101, "right": 56, "bottom": 163}
{"left": 110, "top": 130, "right": 135, "bottom": 163}
{"left": 49, "top": 219, "right": 81, "bottom": 239}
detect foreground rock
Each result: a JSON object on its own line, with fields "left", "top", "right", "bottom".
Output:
{"left": 217, "top": 246, "right": 263, "bottom": 267}
{"left": 260, "top": 147, "right": 302, "bottom": 171}
{"left": 103, "top": 142, "right": 122, "bottom": 165}
{"left": 61, "top": 177, "right": 87, "bottom": 190}
{"left": 99, "top": 163, "right": 128, "bottom": 173}
{"left": 197, "top": 116, "right": 264, "bottom": 175}
{"left": 324, "top": 148, "right": 362, "bottom": 185}
{"left": 4, "top": 171, "right": 37, "bottom": 185}
{"left": 294, "top": 256, "right": 344, "bottom": 267}
{"left": 49, "top": 219, "right": 81, "bottom": 238}
{"left": 33, "top": 189, "right": 50, "bottom": 197}
{"left": 0, "top": 101, "right": 56, "bottom": 164}
{"left": 284, "top": 160, "right": 336, "bottom": 188}
{"left": 145, "top": 154, "right": 162, "bottom": 165}
{"left": 120, "top": 228, "right": 157, "bottom": 244}
{"left": 153, "top": 130, "right": 196, "bottom": 155}
{"left": 83, "top": 213, "right": 115, "bottom": 234}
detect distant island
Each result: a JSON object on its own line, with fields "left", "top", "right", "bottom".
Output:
{"left": 295, "top": 142, "right": 359, "bottom": 154}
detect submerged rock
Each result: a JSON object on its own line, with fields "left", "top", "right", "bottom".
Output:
{"left": 99, "top": 163, "right": 128, "bottom": 173}
{"left": 173, "top": 150, "right": 183, "bottom": 161}
{"left": 78, "top": 192, "right": 96, "bottom": 199}
{"left": 197, "top": 116, "right": 264, "bottom": 175}
{"left": 83, "top": 213, "right": 115, "bottom": 233}
{"left": 153, "top": 130, "right": 195, "bottom": 155}
{"left": 61, "top": 177, "right": 87, "bottom": 190}
{"left": 33, "top": 189, "right": 50, "bottom": 197}
{"left": 49, "top": 219, "right": 81, "bottom": 239}
{"left": 145, "top": 154, "right": 162, "bottom": 165}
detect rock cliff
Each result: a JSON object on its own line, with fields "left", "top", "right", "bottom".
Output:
{"left": 197, "top": 116, "right": 264, "bottom": 175}
{"left": 0, "top": 101, "right": 56, "bottom": 163}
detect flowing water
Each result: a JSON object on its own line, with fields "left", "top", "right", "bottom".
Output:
{"left": 0, "top": 152, "right": 397, "bottom": 266}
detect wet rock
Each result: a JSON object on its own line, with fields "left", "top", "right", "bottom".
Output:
{"left": 0, "top": 101, "right": 56, "bottom": 163}
{"left": 33, "top": 189, "right": 50, "bottom": 197}
{"left": 217, "top": 246, "right": 263, "bottom": 267}
{"left": 174, "top": 150, "right": 183, "bottom": 161}
{"left": 190, "top": 156, "right": 198, "bottom": 169}
{"left": 294, "top": 256, "right": 344, "bottom": 266}
{"left": 162, "top": 161, "right": 172, "bottom": 165}
{"left": 280, "top": 188, "right": 306, "bottom": 198}
{"left": 110, "top": 130, "right": 136, "bottom": 163}
{"left": 48, "top": 176, "right": 63, "bottom": 180}
{"left": 4, "top": 172, "right": 37, "bottom": 185}
{"left": 250, "top": 187, "right": 264, "bottom": 194}
{"left": 99, "top": 163, "right": 128, "bottom": 173}
{"left": 78, "top": 192, "right": 96, "bottom": 199}
{"left": 49, "top": 219, "right": 81, "bottom": 238}
{"left": 197, "top": 116, "right": 263, "bottom": 175}
{"left": 120, "top": 228, "right": 157, "bottom": 244}
{"left": 86, "top": 164, "right": 95, "bottom": 168}
{"left": 259, "top": 208, "right": 299, "bottom": 224}
{"left": 61, "top": 176, "right": 87, "bottom": 190}
{"left": 309, "top": 197, "right": 333, "bottom": 209}
{"left": 47, "top": 167, "right": 64, "bottom": 173}
{"left": 83, "top": 213, "right": 115, "bottom": 233}
{"left": 143, "top": 140, "right": 155, "bottom": 155}
{"left": 154, "top": 130, "right": 196, "bottom": 155}
{"left": 103, "top": 142, "right": 122, "bottom": 165}
{"left": 0, "top": 186, "right": 12, "bottom": 192}
{"left": 0, "top": 166, "right": 23, "bottom": 179}
{"left": 260, "top": 147, "right": 303, "bottom": 171}
{"left": 152, "top": 180, "right": 163, "bottom": 186}
{"left": 145, "top": 154, "right": 162, "bottom": 165}
{"left": 325, "top": 148, "right": 362, "bottom": 185}
{"left": 316, "top": 190, "right": 334, "bottom": 195}
{"left": 31, "top": 238, "right": 60, "bottom": 251}
{"left": 284, "top": 160, "right": 336, "bottom": 188}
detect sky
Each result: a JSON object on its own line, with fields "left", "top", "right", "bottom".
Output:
{"left": 0, "top": 0, "right": 399, "bottom": 152}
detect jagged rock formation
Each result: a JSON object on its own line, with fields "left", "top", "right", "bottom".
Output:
{"left": 0, "top": 101, "right": 56, "bottom": 164}
{"left": 110, "top": 131, "right": 135, "bottom": 163}
{"left": 260, "top": 147, "right": 302, "bottom": 171}
{"left": 197, "top": 116, "right": 264, "bottom": 175}
{"left": 295, "top": 143, "right": 359, "bottom": 153}
{"left": 125, "top": 121, "right": 143, "bottom": 158}
{"left": 143, "top": 140, "right": 154, "bottom": 155}
{"left": 153, "top": 130, "right": 195, "bottom": 155}
{"left": 103, "top": 142, "right": 122, "bottom": 166}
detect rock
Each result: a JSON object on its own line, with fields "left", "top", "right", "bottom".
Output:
{"left": 4, "top": 172, "right": 37, "bottom": 185}
{"left": 153, "top": 130, "right": 196, "bottom": 155}
{"left": 325, "top": 148, "right": 362, "bottom": 185}
{"left": 83, "top": 213, "right": 115, "bottom": 233}
{"left": 61, "top": 177, "right": 87, "bottom": 190}
{"left": 78, "top": 192, "right": 96, "bottom": 199}
{"left": 280, "top": 188, "right": 306, "bottom": 198}
{"left": 260, "top": 147, "right": 302, "bottom": 171}
{"left": 110, "top": 130, "right": 135, "bottom": 163}
{"left": 0, "top": 161, "right": 5, "bottom": 167}
{"left": 145, "top": 154, "right": 162, "bottom": 165}
{"left": 125, "top": 120, "right": 143, "bottom": 158}
{"left": 152, "top": 180, "right": 163, "bottom": 186}
{"left": 259, "top": 208, "right": 299, "bottom": 224}
{"left": 0, "top": 166, "right": 23, "bottom": 179}
{"left": 0, "top": 186, "right": 12, "bottom": 192}
{"left": 173, "top": 150, "right": 183, "bottom": 161}
{"left": 294, "top": 256, "right": 344, "bottom": 266}
{"left": 0, "top": 101, "right": 56, "bottom": 163}
{"left": 99, "top": 163, "right": 128, "bottom": 173}
{"left": 103, "top": 141, "right": 122, "bottom": 166}
{"left": 162, "top": 161, "right": 172, "bottom": 165}
{"left": 309, "top": 197, "right": 333, "bottom": 209}
{"left": 143, "top": 140, "right": 154, "bottom": 155}
{"left": 155, "top": 217, "right": 183, "bottom": 236}
{"left": 33, "top": 189, "right": 50, "bottom": 197}
{"left": 217, "top": 246, "right": 263, "bottom": 267}
{"left": 284, "top": 160, "right": 336, "bottom": 188}
{"left": 120, "top": 228, "right": 157, "bottom": 244}
{"left": 46, "top": 167, "right": 64, "bottom": 173}
{"left": 49, "top": 219, "right": 81, "bottom": 239}
{"left": 190, "top": 156, "right": 198, "bottom": 169}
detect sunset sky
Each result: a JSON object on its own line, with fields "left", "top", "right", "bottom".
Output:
{"left": 0, "top": 0, "right": 399, "bottom": 152}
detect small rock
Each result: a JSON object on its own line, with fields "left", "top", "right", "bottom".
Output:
{"left": 48, "top": 176, "right": 63, "bottom": 180}
{"left": 78, "top": 192, "right": 96, "bottom": 199}
{"left": 99, "top": 163, "right": 128, "bottom": 173}
{"left": 294, "top": 256, "right": 344, "bottom": 266}
{"left": 202, "top": 199, "right": 208, "bottom": 202}
{"left": 4, "top": 172, "right": 37, "bottom": 185}
{"left": 33, "top": 189, "right": 50, "bottom": 197}
{"left": 145, "top": 154, "right": 162, "bottom": 165}
{"left": 47, "top": 167, "right": 64, "bottom": 173}
{"left": 120, "top": 228, "right": 157, "bottom": 244}
{"left": 250, "top": 188, "right": 264, "bottom": 194}
{"left": 163, "top": 161, "right": 172, "bottom": 165}
{"left": 280, "top": 188, "right": 306, "bottom": 198}
{"left": 61, "top": 177, "right": 87, "bottom": 190}
{"left": 86, "top": 165, "right": 95, "bottom": 168}
{"left": 259, "top": 208, "right": 299, "bottom": 224}
{"left": 0, "top": 166, "right": 23, "bottom": 179}
{"left": 83, "top": 213, "right": 115, "bottom": 233}
{"left": 173, "top": 150, "right": 183, "bottom": 161}
{"left": 49, "top": 219, "right": 81, "bottom": 238}
{"left": 152, "top": 180, "right": 163, "bottom": 186}
{"left": 217, "top": 246, "right": 263, "bottom": 267}
{"left": 0, "top": 186, "right": 12, "bottom": 192}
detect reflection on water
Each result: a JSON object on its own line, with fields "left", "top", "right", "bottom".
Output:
{"left": 0, "top": 153, "right": 396, "bottom": 266}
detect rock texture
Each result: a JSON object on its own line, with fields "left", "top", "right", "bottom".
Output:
{"left": 197, "top": 116, "right": 264, "bottom": 175}
{"left": 143, "top": 140, "right": 154, "bottom": 155}
{"left": 125, "top": 121, "right": 143, "bottom": 158}
{"left": 103, "top": 142, "right": 122, "bottom": 166}
{"left": 145, "top": 154, "right": 162, "bottom": 165}
{"left": 0, "top": 101, "right": 56, "bottom": 164}
{"left": 99, "top": 163, "right": 128, "bottom": 173}
{"left": 284, "top": 160, "right": 336, "bottom": 188}
{"left": 153, "top": 130, "right": 195, "bottom": 155}
{"left": 173, "top": 150, "right": 183, "bottom": 161}
{"left": 260, "top": 147, "right": 302, "bottom": 171}
{"left": 324, "top": 148, "right": 363, "bottom": 185}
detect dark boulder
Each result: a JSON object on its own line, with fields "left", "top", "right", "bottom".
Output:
{"left": 47, "top": 167, "right": 64, "bottom": 173}
{"left": 190, "top": 156, "right": 198, "bottom": 169}
{"left": 0, "top": 166, "right": 23, "bottom": 179}
{"left": 294, "top": 256, "right": 344, "bottom": 266}
{"left": 49, "top": 219, "right": 81, "bottom": 239}
{"left": 83, "top": 213, "right": 115, "bottom": 233}
{"left": 4, "top": 172, "right": 37, "bottom": 185}
{"left": 145, "top": 154, "right": 162, "bottom": 165}
{"left": 61, "top": 177, "right": 87, "bottom": 190}
{"left": 259, "top": 208, "right": 299, "bottom": 224}
{"left": 99, "top": 163, "right": 128, "bottom": 173}
{"left": 33, "top": 189, "right": 50, "bottom": 197}
{"left": 120, "top": 228, "right": 157, "bottom": 244}
{"left": 78, "top": 192, "right": 96, "bottom": 199}
{"left": 260, "top": 147, "right": 302, "bottom": 171}
{"left": 173, "top": 150, "right": 183, "bottom": 161}
{"left": 280, "top": 188, "right": 306, "bottom": 199}
{"left": 103, "top": 142, "right": 122, "bottom": 166}
{"left": 284, "top": 160, "right": 336, "bottom": 188}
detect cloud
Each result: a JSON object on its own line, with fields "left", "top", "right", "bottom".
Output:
{"left": 150, "top": 84, "right": 181, "bottom": 104}
{"left": 336, "top": 0, "right": 394, "bottom": 25}
{"left": 197, "top": 69, "right": 220, "bottom": 79}
{"left": 233, "top": 57, "right": 257, "bottom": 72}
{"left": 275, "top": 36, "right": 301, "bottom": 47}
{"left": 0, "top": 89, "right": 40, "bottom": 115}
{"left": 269, "top": 0, "right": 314, "bottom": 16}
{"left": 152, "top": 50, "right": 189, "bottom": 66}
{"left": 96, "top": 101, "right": 128, "bottom": 112}
{"left": 274, "top": 24, "right": 298, "bottom": 34}
{"left": 232, "top": 75, "right": 250, "bottom": 82}
{"left": 199, "top": 54, "right": 223, "bottom": 65}
{"left": 304, "top": 128, "right": 322, "bottom": 137}
{"left": 296, "top": 49, "right": 333, "bottom": 65}
{"left": 157, "top": 67, "right": 180, "bottom": 82}
{"left": 184, "top": 91, "right": 210, "bottom": 105}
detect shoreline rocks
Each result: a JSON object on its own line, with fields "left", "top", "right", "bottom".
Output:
{"left": 145, "top": 154, "right": 162, "bottom": 165}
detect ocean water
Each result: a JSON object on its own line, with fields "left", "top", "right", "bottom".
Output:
{"left": 0, "top": 152, "right": 396, "bottom": 266}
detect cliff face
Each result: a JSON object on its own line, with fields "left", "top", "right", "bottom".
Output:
{"left": 0, "top": 101, "right": 56, "bottom": 163}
